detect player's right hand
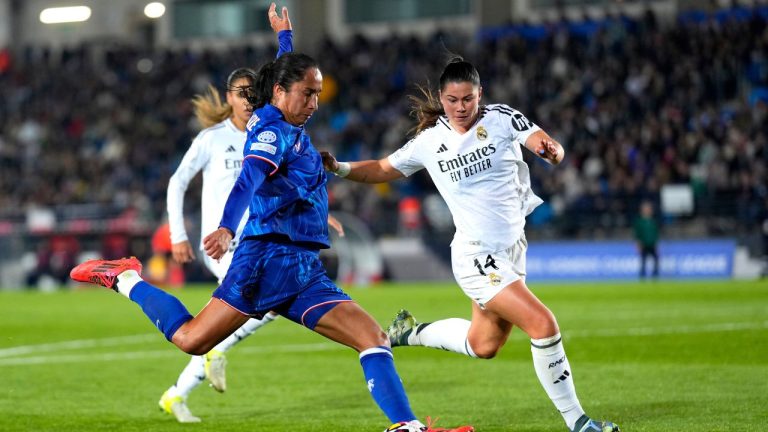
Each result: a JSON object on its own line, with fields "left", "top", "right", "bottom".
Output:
{"left": 203, "top": 228, "right": 234, "bottom": 261}
{"left": 171, "top": 241, "right": 196, "bottom": 264}
{"left": 268, "top": 2, "right": 291, "bottom": 33}
{"left": 320, "top": 151, "right": 339, "bottom": 172}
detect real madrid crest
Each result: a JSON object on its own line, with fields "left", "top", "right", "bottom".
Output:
{"left": 476, "top": 125, "right": 488, "bottom": 141}
{"left": 488, "top": 272, "right": 501, "bottom": 286}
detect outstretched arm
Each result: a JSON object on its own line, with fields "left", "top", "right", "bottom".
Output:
{"left": 321, "top": 151, "right": 405, "bottom": 184}
{"left": 524, "top": 130, "right": 564, "bottom": 165}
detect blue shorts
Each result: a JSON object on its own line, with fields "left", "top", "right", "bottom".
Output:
{"left": 212, "top": 238, "right": 352, "bottom": 329}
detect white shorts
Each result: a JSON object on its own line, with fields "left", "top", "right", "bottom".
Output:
{"left": 451, "top": 234, "right": 527, "bottom": 308}
{"left": 202, "top": 238, "right": 238, "bottom": 285}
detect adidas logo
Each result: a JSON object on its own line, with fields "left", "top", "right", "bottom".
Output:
{"left": 93, "top": 263, "right": 119, "bottom": 271}
{"left": 553, "top": 369, "right": 571, "bottom": 384}
{"left": 436, "top": 143, "right": 448, "bottom": 153}
{"left": 225, "top": 145, "right": 237, "bottom": 153}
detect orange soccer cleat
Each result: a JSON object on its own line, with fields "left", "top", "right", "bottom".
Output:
{"left": 384, "top": 417, "right": 474, "bottom": 432}
{"left": 424, "top": 416, "right": 474, "bottom": 432}
{"left": 70, "top": 257, "right": 143, "bottom": 291}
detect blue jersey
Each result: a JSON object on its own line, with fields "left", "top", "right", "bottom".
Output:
{"left": 219, "top": 104, "right": 330, "bottom": 249}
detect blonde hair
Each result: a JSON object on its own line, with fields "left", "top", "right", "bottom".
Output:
{"left": 192, "top": 84, "right": 232, "bottom": 129}
{"left": 408, "top": 84, "right": 444, "bottom": 135}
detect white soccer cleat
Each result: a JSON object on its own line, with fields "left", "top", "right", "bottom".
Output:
{"left": 571, "top": 415, "right": 620, "bottom": 432}
{"left": 204, "top": 349, "right": 227, "bottom": 392}
{"left": 158, "top": 390, "right": 201, "bottom": 423}
{"left": 386, "top": 309, "right": 420, "bottom": 347}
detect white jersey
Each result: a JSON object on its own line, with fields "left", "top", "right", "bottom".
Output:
{"left": 167, "top": 118, "right": 248, "bottom": 250}
{"left": 388, "top": 104, "right": 543, "bottom": 251}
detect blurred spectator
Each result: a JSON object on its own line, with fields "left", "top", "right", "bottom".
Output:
{"left": 398, "top": 196, "right": 422, "bottom": 236}
{"left": 26, "top": 234, "right": 80, "bottom": 288}
{"left": 101, "top": 232, "right": 131, "bottom": 260}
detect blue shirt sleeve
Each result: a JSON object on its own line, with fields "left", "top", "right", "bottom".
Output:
{"left": 277, "top": 30, "right": 293, "bottom": 58}
{"left": 218, "top": 157, "right": 272, "bottom": 235}
{"left": 244, "top": 125, "right": 291, "bottom": 174}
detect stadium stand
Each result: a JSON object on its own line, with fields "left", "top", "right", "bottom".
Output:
{"left": 0, "top": 3, "right": 766, "bottom": 282}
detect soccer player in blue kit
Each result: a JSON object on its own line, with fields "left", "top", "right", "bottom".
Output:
{"left": 70, "top": 39, "right": 472, "bottom": 432}
{"left": 157, "top": 3, "right": 295, "bottom": 422}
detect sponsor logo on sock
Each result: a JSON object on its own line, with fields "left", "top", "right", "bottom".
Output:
{"left": 367, "top": 378, "right": 375, "bottom": 392}
{"left": 548, "top": 355, "right": 565, "bottom": 369}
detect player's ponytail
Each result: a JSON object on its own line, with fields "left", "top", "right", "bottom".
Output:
{"left": 247, "top": 53, "right": 319, "bottom": 110}
{"left": 409, "top": 84, "right": 444, "bottom": 135}
{"left": 192, "top": 84, "right": 231, "bottom": 129}
{"left": 248, "top": 61, "right": 276, "bottom": 109}
{"left": 409, "top": 55, "right": 481, "bottom": 135}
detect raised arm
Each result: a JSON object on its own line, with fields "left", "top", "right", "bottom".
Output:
{"left": 268, "top": 2, "right": 293, "bottom": 57}
{"left": 524, "top": 129, "right": 565, "bottom": 165}
{"left": 321, "top": 151, "right": 405, "bottom": 184}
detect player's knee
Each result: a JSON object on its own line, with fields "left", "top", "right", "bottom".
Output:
{"left": 173, "top": 333, "right": 212, "bottom": 355}
{"left": 371, "top": 328, "right": 390, "bottom": 349}
{"left": 528, "top": 309, "right": 559, "bottom": 339}
{"left": 471, "top": 342, "right": 501, "bottom": 359}
{"left": 466, "top": 338, "right": 502, "bottom": 359}
{"left": 356, "top": 328, "right": 390, "bottom": 352}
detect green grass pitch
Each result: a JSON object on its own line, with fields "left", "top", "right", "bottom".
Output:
{"left": 0, "top": 280, "right": 766, "bottom": 431}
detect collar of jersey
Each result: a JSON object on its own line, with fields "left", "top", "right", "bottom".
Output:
{"left": 224, "top": 118, "right": 245, "bottom": 135}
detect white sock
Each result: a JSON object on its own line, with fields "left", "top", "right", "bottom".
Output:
{"left": 170, "top": 355, "right": 206, "bottom": 398}
{"left": 212, "top": 312, "right": 278, "bottom": 353}
{"left": 406, "top": 420, "right": 426, "bottom": 429}
{"left": 409, "top": 318, "right": 477, "bottom": 357}
{"left": 115, "top": 270, "right": 142, "bottom": 299}
{"left": 530, "top": 333, "right": 585, "bottom": 430}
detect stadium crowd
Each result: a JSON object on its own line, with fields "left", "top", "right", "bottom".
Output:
{"left": 0, "top": 4, "right": 766, "bottom": 253}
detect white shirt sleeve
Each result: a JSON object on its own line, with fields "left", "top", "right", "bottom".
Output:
{"left": 387, "top": 132, "right": 428, "bottom": 177}
{"left": 167, "top": 132, "right": 211, "bottom": 244}
{"left": 498, "top": 104, "right": 540, "bottom": 148}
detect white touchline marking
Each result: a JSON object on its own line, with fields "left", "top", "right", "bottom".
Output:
{"left": 0, "top": 321, "right": 765, "bottom": 366}
{"left": 502, "top": 320, "right": 768, "bottom": 340}
{"left": 567, "top": 320, "right": 768, "bottom": 338}
{"left": 0, "top": 342, "right": 341, "bottom": 366}
{"left": 0, "top": 334, "right": 158, "bottom": 358}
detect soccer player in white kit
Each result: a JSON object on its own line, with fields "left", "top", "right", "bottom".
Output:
{"left": 321, "top": 57, "right": 621, "bottom": 432}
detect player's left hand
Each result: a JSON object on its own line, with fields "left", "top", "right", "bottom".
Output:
{"left": 327, "top": 214, "right": 345, "bottom": 237}
{"left": 320, "top": 151, "right": 339, "bottom": 172}
{"left": 203, "top": 227, "right": 234, "bottom": 261}
{"left": 268, "top": 3, "right": 291, "bottom": 33}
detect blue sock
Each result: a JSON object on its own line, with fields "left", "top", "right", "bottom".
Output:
{"left": 359, "top": 346, "right": 416, "bottom": 423}
{"left": 128, "top": 281, "right": 193, "bottom": 341}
